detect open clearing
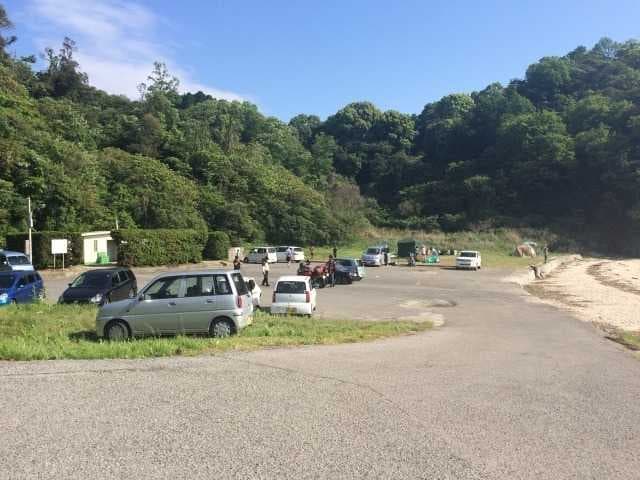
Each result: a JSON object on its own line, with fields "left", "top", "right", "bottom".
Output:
{"left": 2, "top": 261, "right": 640, "bottom": 478}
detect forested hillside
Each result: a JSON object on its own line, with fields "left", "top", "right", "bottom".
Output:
{"left": 1, "top": 5, "right": 639, "bottom": 253}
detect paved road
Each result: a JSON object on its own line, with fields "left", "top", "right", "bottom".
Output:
{"left": 2, "top": 265, "right": 640, "bottom": 479}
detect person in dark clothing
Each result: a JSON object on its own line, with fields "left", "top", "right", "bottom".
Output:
{"left": 233, "top": 255, "right": 241, "bottom": 270}
{"left": 384, "top": 251, "right": 389, "bottom": 266}
{"left": 309, "top": 246, "right": 314, "bottom": 261}
{"left": 332, "top": 246, "right": 337, "bottom": 259}
{"left": 261, "top": 258, "right": 270, "bottom": 286}
{"left": 543, "top": 246, "right": 549, "bottom": 264}
{"left": 297, "top": 261, "right": 306, "bottom": 275}
{"left": 327, "top": 255, "right": 336, "bottom": 287}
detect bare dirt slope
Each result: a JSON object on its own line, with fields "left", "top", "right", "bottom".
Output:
{"left": 523, "top": 257, "right": 640, "bottom": 332}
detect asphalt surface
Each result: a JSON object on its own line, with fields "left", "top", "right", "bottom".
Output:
{"left": 2, "top": 264, "right": 640, "bottom": 479}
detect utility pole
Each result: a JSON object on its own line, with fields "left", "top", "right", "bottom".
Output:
{"left": 27, "top": 196, "right": 33, "bottom": 263}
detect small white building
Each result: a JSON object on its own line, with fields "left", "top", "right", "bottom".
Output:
{"left": 81, "top": 231, "right": 118, "bottom": 265}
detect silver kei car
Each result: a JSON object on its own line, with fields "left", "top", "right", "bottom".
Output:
{"left": 96, "top": 270, "right": 254, "bottom": 340}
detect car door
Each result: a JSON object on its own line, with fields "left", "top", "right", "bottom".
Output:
{"left": 125, "top": 276, "right": 185, "bottom": 335}
{"left": 178, "top": 275, "right": 220, "bottom": 333}
{"left": 14, "top": 274, "right": 31, "bottom": 303}
{"left": 114, "top": 271, "right": 130, "bottom": 300}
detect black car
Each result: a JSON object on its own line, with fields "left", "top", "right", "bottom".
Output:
{"left": 59, "top": 268, "right": 137, "bottom": 305}
{"left": 335, "top": 258, "right": 365, "bottom": 284}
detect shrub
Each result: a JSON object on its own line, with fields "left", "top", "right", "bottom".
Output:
{"left": 5, "top": 231, "right": 83, "bottom": 269}
{"left": 112, "top": 229, "right": 205, "bottom": 266}
{"left": 203, "top": 231, "right": 230, "bottom": 260}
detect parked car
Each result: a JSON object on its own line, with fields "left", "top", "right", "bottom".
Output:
{"left": 361, "top": 246, "right": 394, "bottom": 266}
{"left": 276, "top": 246, "right": 305, "bottom": 263}
{"left": 96, "top": 270, "right": 254, "bottom": 340}
{"left": 244, "top": 247, "right": 277, "bottom": 264}
{"left": 456, "top": 251, "right": 482, "bottom": 270}
{"left": 0, "top": 270, "right": 44, "bottom": 306}
{"left": 59, "top": 267, "right": 137, "bottom": 305}
{"left": 244, "top": 276, "right": 262, "bottom": 308}
{"left": 270, "top": 275, "right": 317, "bottom": 316}
{"left": 335, "top": 258, "right": 366, "bottom": 284}
{"left": 0, "top": 250, "right": 34, "bottom": 271}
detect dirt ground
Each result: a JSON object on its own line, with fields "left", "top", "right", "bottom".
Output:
{"left": 521, "top": 257, "right": 640, "bottom": 332}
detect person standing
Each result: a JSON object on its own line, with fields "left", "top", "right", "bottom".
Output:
{"left": 327, "top": 255, "right": 336, "bottom": 287}
{"left": 384, "top": 250, "right": 389, "bottom": 266}
{"left": 261, "top": 257, "right": 270, "bottom": 286}
{"left": 543, "top": 246, "right": 549, "bottom": 264}
{"left": 233, "top": 255, "right": 241, "bottom": 270}
{"left": 309, "top": 246, "right": 314, "bottom": 261}
{"left": 286, "top": 246, "right": 293, "bottom": 266}
{"left": 332, "top": 245, "right": 337, "bottom": 259}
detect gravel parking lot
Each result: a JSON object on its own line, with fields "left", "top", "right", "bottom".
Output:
{"left": 3, "top": 263, "right": 640, "bottom": 479}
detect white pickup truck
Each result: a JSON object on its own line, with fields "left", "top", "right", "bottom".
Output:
{"left": 455, "top": 250, "right": 482, "bottom": 270}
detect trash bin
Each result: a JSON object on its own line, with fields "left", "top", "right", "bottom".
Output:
{"left": 96, "top": 252, "right": 109, "bottom": 264}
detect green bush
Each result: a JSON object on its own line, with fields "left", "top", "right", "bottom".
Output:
{"left": 5, "top": 231, "right": 82, "bottom": 269}
{"left": 203, "top": 231, "right": 230, "bottom": 260}
{"left": 112, "top": 229, "right": 205, "bottom": 266}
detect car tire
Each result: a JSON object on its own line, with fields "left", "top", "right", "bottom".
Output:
{"left": 210, "top": 318, "right": 233, "bottom": 338}
{"left": 105, "top": 320, "right": 130, "bottom": 341}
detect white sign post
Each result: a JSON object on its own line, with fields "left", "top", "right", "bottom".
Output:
{"left": 51, "top": 239, "right": 68, "bottom": 270}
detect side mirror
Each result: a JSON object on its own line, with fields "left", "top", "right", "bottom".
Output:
{"left": 68, "top": 283, "right": 72, "bottom": 287}
{"left": 138, "top": 294, "right": 146, "bottom": 301}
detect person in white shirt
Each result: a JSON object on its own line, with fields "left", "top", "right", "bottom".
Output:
{"left": 261, "top": 257, "right": 270, "bottom": 286}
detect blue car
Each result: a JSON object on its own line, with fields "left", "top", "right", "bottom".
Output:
{"left": 0, "top": 270, "right": 44, "bottom": 306}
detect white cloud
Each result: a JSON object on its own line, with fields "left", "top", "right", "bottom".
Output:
{"left": 27, "top": 0, "right": 246, "bottom": 101}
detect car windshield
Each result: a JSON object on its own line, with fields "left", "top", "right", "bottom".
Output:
{"left": 70, "top": 271, "right": 111, "bottom": 288}
{"left": 0, "top": 275, "right": 15, "bottom": 288}
{"left": 337, "top": 260, "right": 352, "bottom": 267}
{"left": 459, "top": 252, "right": 477, "bottom": 258}
{"left": 366, "top": 248, "right": 380, "bottom": 255}
{"left": 276, "top": 281, "right": 306, "bottom": 294}
{"left": 8, "top": 255, "right": 30, "bottom": 265}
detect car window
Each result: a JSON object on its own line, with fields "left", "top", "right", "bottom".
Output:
{"left": 71, "top": 272, "right": 110, "bottom": 288}
{"left": 257, "top": 248, "right": 266, "bottom": 254}
{"left": 25, "top": 274, "right": 34, "bottom": 284}
{"left": 0, "top": 275, "right": 14, "bottom": 288}
{"left": 184, "top": 276, "right": 201, "bottom": 297}
{"left": 337, "top": 260, "right": 352, "bottom": 267}
{"left": 275, "top": 281, "right": 306, "bottom": 294}
{"left": 268, "top": 248, "right": 276, "bottom": 253}
{"left": 366, "top": 248, "right": 379, "bottom": 255}
{"left": 16, "top": 276, "right": 27, "bottom": 288}
{"left": 145, "top": 277, "right": 182, "bottom": 300}
{"left": 231, "top": 273, "right": 248, "bottom": 295}
{"left": 118, "top": 271, "right": 129, "bottom": 283}
{"left": 460, "top": 252, "right": 477, "bottom": 258}
{"left": 8, "top": 255, "right": 30, "bottom": 265}
{"left": 277, "top": 247, "right": 287, "bottom": 252}
{"left": 111, "top": 274, "right": 120, "bottom": 287}
{"left": 213, "top": 275, "right": 232, "bottom": 295}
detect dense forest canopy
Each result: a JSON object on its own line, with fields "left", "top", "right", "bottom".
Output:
{"left": 1, "top": 5, "right": 639, "bottom": 253}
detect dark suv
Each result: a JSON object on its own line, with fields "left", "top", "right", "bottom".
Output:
{"left": 59, "top": 268, "right": 137, "bottom": 305}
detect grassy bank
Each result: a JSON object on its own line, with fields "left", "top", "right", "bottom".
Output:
{"left": 307, "top": 228, "right": 560, "bottom": 268}
{"left": 0, "top": 304, "right": 431, "bottom": 361}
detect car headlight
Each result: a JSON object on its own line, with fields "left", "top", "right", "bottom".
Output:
{"left": 0, "top": 293, "right": 8, "bottom": 304}
{"left": 90, "top": 293, "right": 103, "bottom": 304}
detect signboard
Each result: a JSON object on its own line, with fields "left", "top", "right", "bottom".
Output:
{"left": 51, "top": 239, "right": 68, "bottom": 255}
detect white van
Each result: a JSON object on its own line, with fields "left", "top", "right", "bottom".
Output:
{"left": 270, "top": 275, "right": 317, "bottom": 316}
{"left": 456, "top": 251, "right": 482, "bottom": 270}
{"left": 276, "top": 246, "right": 305, "bottom": 263}
{"left": 245, "top": 247, "right": 277, "bottom": 264}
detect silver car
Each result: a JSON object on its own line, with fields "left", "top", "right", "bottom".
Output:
{"left": 96, "top": 270, "right": 253, "bottom": 340}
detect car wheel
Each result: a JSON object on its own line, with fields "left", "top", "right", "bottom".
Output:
{"left": 210, "top": 318, "right": 233, "bottom": 338}
{"left": 105, "top": 320, "right": 130, "bottom": 341}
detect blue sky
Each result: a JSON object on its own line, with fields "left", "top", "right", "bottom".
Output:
{"left": 4, "top": 0, "right": 640, "bottom": 120}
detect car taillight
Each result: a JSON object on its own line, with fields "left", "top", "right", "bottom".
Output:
{"left": 272, "top": 292, "right": 276, "bottom": 303}
{"left": 305, "top": 291, "right": 310, "bottom": 303}
{"left": 237, "top": 295, "right": 243, "bottom": 308}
